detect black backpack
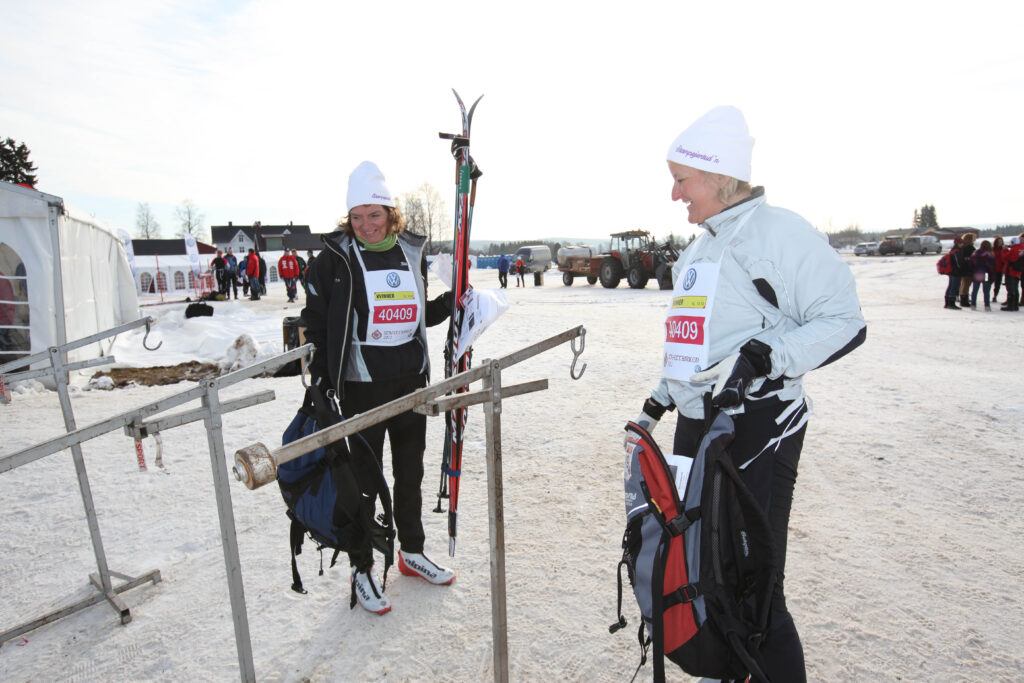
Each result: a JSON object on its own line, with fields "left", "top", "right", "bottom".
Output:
{"left": 612, "top": 402, "right": 777, "bottom": 683}
{"left": 279, "top": 386, "right": 395, "bottom": 605}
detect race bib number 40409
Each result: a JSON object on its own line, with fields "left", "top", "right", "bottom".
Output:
{"left": 665, "top": 315, "right": 704, "bottom": 345}
{"left": 661, "top": 262, "right": 720, "bottom": 381}
{"left": 373, "top": 304, "right": 418, "bottom": 324}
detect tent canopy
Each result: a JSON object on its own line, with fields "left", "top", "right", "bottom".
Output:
{"left": 0, "top": 180, "right": 139, "bottom": 370}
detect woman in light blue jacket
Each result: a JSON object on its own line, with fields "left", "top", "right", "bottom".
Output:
{"left": 629, "top": 106, "right": 866, "bottom": 682}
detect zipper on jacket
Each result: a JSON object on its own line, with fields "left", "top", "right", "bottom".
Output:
{"left": 322, "top": 236, "right": 354, "bottom": 399}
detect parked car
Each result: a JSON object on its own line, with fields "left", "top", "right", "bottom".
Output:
{"left": 902, "top": 235, "right": 942, "bottom": 254}
{"left": 854, "top": 242, "right": 879, "bottom": 256}
{"left": 877, "top": 237, "right": 904, "bottom": 255}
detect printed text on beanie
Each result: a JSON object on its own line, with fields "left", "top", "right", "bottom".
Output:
{"left": 666, "top": 106, "right": 754, "bottom": 183}
{"left": 347, "top": 161, "right": 396, "bottom": 211}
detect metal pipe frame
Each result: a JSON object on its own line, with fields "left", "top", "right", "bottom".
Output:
{"left": 0, "top": 332, "right": 311, "bottom": 683}
{"left": 231, "top": 326, "right": 585, "bottom": 683}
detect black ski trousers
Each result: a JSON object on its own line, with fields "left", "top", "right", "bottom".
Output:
{"left": 342, "top": 374, "right": 428, "bottom": 570}
{"left": 673, "top": 398, "right": 808, "bottom": 683}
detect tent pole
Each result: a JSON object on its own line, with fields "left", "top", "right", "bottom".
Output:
{"left": 47, "top": 204, "right": 67, "bottom": 347}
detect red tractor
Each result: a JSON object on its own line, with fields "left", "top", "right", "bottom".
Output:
{"left": 558, "top": 230, "right": 678, "bottom": 290}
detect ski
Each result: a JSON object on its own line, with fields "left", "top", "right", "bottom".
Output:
{"left": 436, "top": 88, "right": 482, "bottom": 557}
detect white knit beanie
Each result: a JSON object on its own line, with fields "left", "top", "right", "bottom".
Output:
{"left": 666, "top": 106, "right": 754, "bottom": 182}
{"left": 346, "top": 161, "right": 395, "bottom": 211}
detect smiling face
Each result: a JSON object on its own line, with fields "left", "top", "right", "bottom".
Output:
{"left": 349, "top": 204, "right": 391, "bottom": 244}
{"left": 668, "top": 161, "right": 728, "bottom": 224}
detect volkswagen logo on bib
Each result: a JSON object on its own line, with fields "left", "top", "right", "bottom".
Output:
{"left": 386, "top": 271, "right": 401, "bottom": 288}
{"left": 683, "top": 267, "right": 697, "bottom": 290}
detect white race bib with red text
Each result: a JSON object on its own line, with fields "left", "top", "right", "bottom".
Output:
{"left": 662, "top": 262, "right": 720, "bottom": 381}
{"left": 354, "top": 246, "right": 421, "bottom": 347}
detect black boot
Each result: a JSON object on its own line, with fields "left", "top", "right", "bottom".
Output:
{"left": 959, "top": 294, "right": 970, "bottom": 308}
{"left": 945, "top": 297, "right": 961, "bottom": 309}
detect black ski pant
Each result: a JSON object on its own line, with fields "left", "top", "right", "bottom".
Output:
{"left": 1005, "top": 274, "right": 1021, "bottom": 309}
{"left": 673, "top": 397, "right": 808, "bottom": 683}
{"left": 341, "top": 374, "right": 428, "bottom": 571}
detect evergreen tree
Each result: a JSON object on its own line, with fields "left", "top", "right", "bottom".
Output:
{"left": 0, "top": 137, "right": 39, "bottom": 186}
{"left": 913, "top": 204, "right": 938, "bottom": 228}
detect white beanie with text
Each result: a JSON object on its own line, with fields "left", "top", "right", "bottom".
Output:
{"left": 666, "top": 106, "right": 754, "bottom": 182}
{"left": 346, "top": 161, "right": 395, "bottom": 211}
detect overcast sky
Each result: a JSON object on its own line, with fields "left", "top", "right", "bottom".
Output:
{"left": 2, "top": 1, "right": 1021, "bottom": 244}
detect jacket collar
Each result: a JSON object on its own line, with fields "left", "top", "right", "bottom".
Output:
{"left": 701, "top": 186, "right": 766, "bottom": 236}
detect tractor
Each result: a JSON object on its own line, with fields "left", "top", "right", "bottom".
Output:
{"left": 558, "top": 230, "right": 678, "bottom": 290}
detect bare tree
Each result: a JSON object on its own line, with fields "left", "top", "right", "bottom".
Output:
{"left": 398, "top": 193, "right": 428, "bottom": 235}
{"left": 174, "top": 199, "right": 206, "bottom": 241}
{"left": 135, "top": 202, "right": 161, "bottom": 239}
{"left": 417, "top": 182, "right": 449, "bottom": 252}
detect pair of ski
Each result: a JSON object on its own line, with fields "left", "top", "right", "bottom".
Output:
{"left": 436, "top": 89, "right": 482, "bottom": 557}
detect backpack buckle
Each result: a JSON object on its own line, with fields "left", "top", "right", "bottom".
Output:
{"left": 673, "top": 583, "right": 700, "bottom": 604}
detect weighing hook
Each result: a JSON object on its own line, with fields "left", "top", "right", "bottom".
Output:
{"left": 142, "top": 317, "right": 163, "bottom": 351}
{"left": 570, "top": 330, "right": 587, "bottom": 380}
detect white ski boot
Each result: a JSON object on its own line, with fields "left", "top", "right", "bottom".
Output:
{"left": 350, "top": 567, "right": 391, "bottom": 614}
{"left": 398, "top": 550, "right": 456, "bottom": 585}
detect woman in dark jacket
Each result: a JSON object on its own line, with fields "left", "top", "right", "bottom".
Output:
{"left": 992, "top": 236, "right": 1007, "bottom": 303}
{"left": 302, "top": 161, "right": 455, "bottom": 615}
{"left": 969, "top": 240, "right": 996, "bottom": 310}
{"left": 956, "top": 233, "right": 976, "bottom": 308}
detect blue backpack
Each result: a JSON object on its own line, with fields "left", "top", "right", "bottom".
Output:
{"left": 279, "top": 387, "right": 395, "bottom": 602}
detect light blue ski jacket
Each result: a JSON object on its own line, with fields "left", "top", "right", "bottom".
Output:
{"left": 650, "top": 189, "right": 866, "bottom": 419}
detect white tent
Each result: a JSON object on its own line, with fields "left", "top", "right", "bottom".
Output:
{"left": 0, "top": 180, "right": 139, "bottom": 371}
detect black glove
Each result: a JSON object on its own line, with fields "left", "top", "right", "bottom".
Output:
{"left": 690, "top": 339, "right": 773, "bottom": 408}
{"left": 435, "top": 290, "right": 454, "bottom": 310}
{"left": 449, "top": 139, "right": 483, "bottom": 179}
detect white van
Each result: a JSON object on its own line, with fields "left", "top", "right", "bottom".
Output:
{"left": 514, "top": 245, "right": 552, "bottom": 273}
{"left": 903, "top": 235, "right": 942, "bottom": 255}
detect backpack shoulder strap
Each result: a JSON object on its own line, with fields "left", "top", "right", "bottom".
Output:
{"left": 289, "top": 516, "right": 308, "bottom": 594}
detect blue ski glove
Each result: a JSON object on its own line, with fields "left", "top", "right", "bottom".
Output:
{"left": 690, "top": 339, "right": 773, "bottom": 409}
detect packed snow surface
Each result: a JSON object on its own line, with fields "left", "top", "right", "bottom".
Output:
{"left": 1, "top": 257, "right": 1022, "bottom": 681}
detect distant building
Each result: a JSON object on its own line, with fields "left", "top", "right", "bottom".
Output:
{"left": 128, "top": 238, "right": 216, "bottom": 296}
{"left": 920, "top": 227, "right": 978, "bottom": 241}
{"left": 131, "top": 238, "right": 216, "bottom": 256}
{"left": 210, "top": 222, "right": 326, "bottom": 254}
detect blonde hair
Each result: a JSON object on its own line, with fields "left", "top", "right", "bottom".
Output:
{"left": 337, "top": 205, "right": 407, "bottom": 237}
{"left": 706, "top": 171, "right": 752, "bottom": 205}
{"left": 961, "top": 232, "right": 975, "bottom": 244}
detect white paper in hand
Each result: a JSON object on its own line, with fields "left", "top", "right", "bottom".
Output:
{"left": 429, "top": 253, "right": 454, "bottom": 290}
{"left": 455, "top": 288, "right": 509, "bottom": 362}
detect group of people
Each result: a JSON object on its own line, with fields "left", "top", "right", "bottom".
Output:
{"left": 290, "top": 107, "right": 867, "bottom": 682}
{"left": 209, "top": 247, "right": 315, "bottom": 302}
{"left": 496, "top": 253, "right": 526, "bottom": 288}
{"left": 943, "top": 232, "right": 1024, "bottom": 311}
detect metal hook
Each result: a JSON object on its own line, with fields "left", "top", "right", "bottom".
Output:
{"left": 570, "top": 329, "right": 587, "bottom": 380}
{"left": 142, "top": 317, "right": 163, "bottom": 351}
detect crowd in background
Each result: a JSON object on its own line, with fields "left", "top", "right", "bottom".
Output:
{"left": 944, "top": 232, "right": 1024, "bottom": 311}
{"left": 209, "top": 248, "right": 316, "bottom": 302}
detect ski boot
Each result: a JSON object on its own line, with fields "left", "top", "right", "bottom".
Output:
{"left": 351, "top": 567, "right": 391, "bottom": 614}
{"left": 398, "top": 551, "right": 456, "bottom": 585}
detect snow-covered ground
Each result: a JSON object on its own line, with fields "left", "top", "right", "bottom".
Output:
{"left": 1, "top": 255, "right": 1022, "bottom": 681}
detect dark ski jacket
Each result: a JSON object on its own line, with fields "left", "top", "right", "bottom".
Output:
{"left": 302, "top": 230, "right": 450, "bottom": 399}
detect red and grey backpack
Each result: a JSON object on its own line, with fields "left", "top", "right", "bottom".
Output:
{"left": 612, "top": 402, "right": 778, "bottom": 683}
{"left": 936, "top": 249, "right": 954, "bottom": 275}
